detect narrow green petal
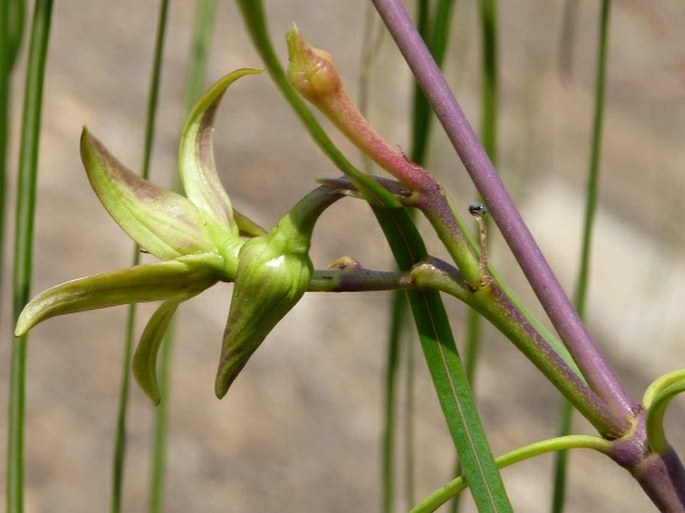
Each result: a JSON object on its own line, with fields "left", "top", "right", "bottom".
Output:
{"left": 179, "top": 68, "right": 262, "bottom": 233}
{"left": 81, "top": 127, "right": 217, "bottom": 260}
{"left": 14, "top": 254, "right": 222, "bottom": 336}
{"left": 133, "top": 300, "right": 181, "bottom": 405}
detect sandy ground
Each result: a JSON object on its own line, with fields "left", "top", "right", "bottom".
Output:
{"left": 1, "top": 1, "right": 684, "bottom": 512}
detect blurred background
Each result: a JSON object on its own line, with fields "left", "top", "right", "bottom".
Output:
{"left": 1, "top": 1, "right": 684, "bottom": 511}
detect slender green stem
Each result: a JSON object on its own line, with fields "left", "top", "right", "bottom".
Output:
{"left": 453, "top": 4, "right": 497, "bottom": 512}
{"left": 550, "top": 399, "right": 574, "bottom": 512}
{"left": 7, "top": 2, "right": 53, "bottom": 512}
{"left": 382, "top": 292, "right": 404, "bottom": 513}
{"left": 574, "top": 0, "right": 610, "bottom": 317}
{"left": 371, "top": 0, "right": 635, "bottom": 427}
{"left": 149, "top": 2, "right": 218, "bottom": 512}
{"left": 551, "top": 3, "right": 611, "bottom": 511}
{"left": 183, "top": 0, "right": 216, "bottom": 116}
{"left": 110, "top": 2, "right": 169, "bottom": 512}
{"left": 411, "top": 435, "right": 611, "bottom": 513}
{"left": 0, "top": 0, "right": 25, "bottom": 297}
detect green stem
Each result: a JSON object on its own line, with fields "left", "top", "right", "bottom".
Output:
{"left": 0, "top": 0, "right": 25, "bottom": 297}
{"left": 382, "top": 292, "right": 404, "bottom": 513}
{"left": 150, "top": 2, "right": 218, "bottom": 512}
{"left": 7, "top": 1, "right": 53, "bottom": 512}
{"left": 183, "top": 0, "right": 216, "bottom": 115}
{"left": 111, "top": 1, "right": 169, "bottom": 512}
{"left": 411, "top": 435, "right": 611, "bottom": 513}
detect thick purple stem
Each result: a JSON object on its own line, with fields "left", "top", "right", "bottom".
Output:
{"left": 371, "top": 0, "right": 636, "bottom": 420}
{"left": 610, "top": 412, "right": 685, "bottom": 511}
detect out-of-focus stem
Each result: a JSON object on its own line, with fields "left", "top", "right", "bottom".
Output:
{"left": 369, "top": 0, "right": 636, "bottom": 423}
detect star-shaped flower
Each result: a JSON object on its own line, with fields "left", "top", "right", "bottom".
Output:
{"left": 15, "top": 69, "right": 267, "bottom": 403}
{"left": 16, "top": 66, "right": 346, "bottom": 404}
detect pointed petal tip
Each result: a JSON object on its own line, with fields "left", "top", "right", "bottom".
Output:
{"left": 214, "top": 365, "right": 236, "bottom": 400}
{"left": 214, "top": 385, "right": 227, "bottom": 400}
{"left": 132, "top": 300, "right": 180, "bottom": 406}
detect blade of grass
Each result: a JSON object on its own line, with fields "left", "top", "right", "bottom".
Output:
{"left": 7, "top": 1, "right": 53, "bottom": 512}
{"left": 110, "top": 2, "right": 170, "bottom": 512}
{"left": 551, "top": 1, "right": 611, "bottom": 511}
{"left": 1, "top": 0, "right": 26, "bottom": 298}
{"left": 236, "top": 2, "right": 512, "bottom": 510}
{"left": 149, "top": 2, "right": 218, "bottom": 512}
{"left": 382, "top": 292, "right": 404, "bottom": 513}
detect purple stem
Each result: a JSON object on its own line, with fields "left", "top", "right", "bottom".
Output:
{"left": 371, "top": 0, "right": 636, "bottom": 419}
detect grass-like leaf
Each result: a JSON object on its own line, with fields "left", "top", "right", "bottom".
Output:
{"left": 8, "top": 1, "right": 53, "bottom": 512}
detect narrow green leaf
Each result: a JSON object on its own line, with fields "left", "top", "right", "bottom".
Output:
{"left": 132, "top": 300, "right": 181, "bottom": 405}
{"left": 81, "top": 128, "right": 217, "bottom": 260}
{"left": 8, "top": 1, "right": 53, "bottom": 512}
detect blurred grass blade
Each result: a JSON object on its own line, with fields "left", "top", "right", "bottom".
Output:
{"left": 149, "top": 2, "right": 218, "bottom": 511}
{"left": 382, "top": 291, "right": 405, "bottom": 513}
{"left": 8, "top": 1, "right": 53, "bottom": 512}
{"left": 183, "top": 0, "right": 216, "bottom": 114}
{"left": 1, "top": 0, "right": 26, "bottom": 295}
{"left": 236, "top": 2, "right": 512, "bottom": 510}
{"left": 110, "top": 1, "right": 169, "bottom": 512}
{"left": 410, "top": 0, "right": 455, "bottom": 165}
{"left": 551, "top": 2, "right": 611, "bottom": 512}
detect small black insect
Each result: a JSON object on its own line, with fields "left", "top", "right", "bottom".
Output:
{"left": 468, "top": 203, "right": 488, "bottom": 218}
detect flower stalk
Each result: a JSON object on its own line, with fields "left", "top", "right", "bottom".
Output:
{"left": 368, "top": 0, "right": 636, "bottom": 422}
{"left": 286, "top": 26, "right": 482, "bottom": 287}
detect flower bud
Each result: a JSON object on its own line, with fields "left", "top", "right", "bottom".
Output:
{"left": 286, "top": 24, "right": 342, "bottom": 105}
{"left": 286, "top": 26, "right": 432, "bottom": 191}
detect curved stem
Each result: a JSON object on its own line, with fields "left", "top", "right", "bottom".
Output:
{"left": 410, "top": 435, "right": 611, "bottom": 513}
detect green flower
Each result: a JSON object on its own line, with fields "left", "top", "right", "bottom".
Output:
{"left": 15, "top": 69, "right": 263, "bottom": 404}
{"left": 15, "top": 67, "right": 345, "bottom": 405}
